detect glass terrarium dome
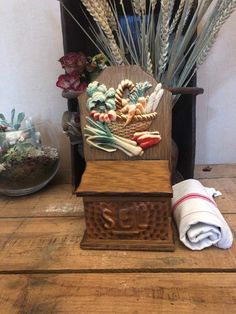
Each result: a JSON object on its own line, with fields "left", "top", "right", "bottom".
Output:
{"left": 0, "top": 109, "right": 60, "bottom": 196}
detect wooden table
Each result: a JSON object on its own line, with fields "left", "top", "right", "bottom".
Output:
{"left": 0, "top": 164, "right": 236, "bottom": 313}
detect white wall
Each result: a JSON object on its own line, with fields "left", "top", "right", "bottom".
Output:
{"left": 1, "top": 1, "right": 235, "bottom": 170}
{"left": 0, "top": 1, "right": 70, "bottom": 176}
{"left": 196, "top": 10, "right": 236, "bottom": 164}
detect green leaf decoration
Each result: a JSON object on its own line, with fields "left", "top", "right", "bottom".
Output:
{"left": 105, "top": 98, "right": 116, "bottom": 110}
{"left": 11, "top": 109, "right": 15, "bottom": 125}
{"left": 86, "top": 137, "right": 116, "bottom": 153}
{"left": 0, "top": 114, "right": 7, "bottom": 122}
{"left": 86, "top": 117, "right": 107, "bottom": 132}
{"left": 87, "top": 98, "right": 96, "bottom": 111}
{"left": 0, "top": 110, "right": 25, "bottom": 130}
{"left": 87, "top": 81, "right": 99, "bottom": 97}
{"left": 17, "top": 112, "right": 25, "bottom": 125}
{"left": 86, "top": 82, "right": 116, "bottom": 114}
{"left": 91, "top": 91, "right": 106, "bottom": 103}
{"left": 105, "top": 88, "right": 116, "bottom": 98}
{"left": 13, "top": 123, "right": 21, "bottom": 130}
{"left": 97, "top": 84, "right": 107, "bottom": 93}
{"left": 0, "top": 120, "right": 8, "bottom": 127}
{"left": 136, "top": 82, "right": 152, "bottom": 96}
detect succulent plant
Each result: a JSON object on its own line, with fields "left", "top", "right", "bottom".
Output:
{"left": 0, "top": 110, "right": 43, "bottom": 165}
{"left": 0, "top": 110, "right": 60, "bottom": 195}
{"left": 0, "top": 109, "right": 25, "bottom": 131}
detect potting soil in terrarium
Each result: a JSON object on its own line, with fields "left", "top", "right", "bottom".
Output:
{"left": 0, "top": 109, "right": 60, "bottom": 196}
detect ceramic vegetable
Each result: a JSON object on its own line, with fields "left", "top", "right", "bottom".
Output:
{"left": 132, "top": 131, "right": 161, "bottom": 149}
{"left": 85, "top": 79, "right": 163, "bottom": 156}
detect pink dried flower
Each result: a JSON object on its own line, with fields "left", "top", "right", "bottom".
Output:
{"left": 56, "top": 72, "right": 88, "bottom": 93}
{"left": 59, "top": 52, "right": 87, "bottom": 74}
{"left": 56, "top": 72, "right": 81, "bottom": 91}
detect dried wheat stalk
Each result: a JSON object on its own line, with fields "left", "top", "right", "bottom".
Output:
{"left": 132, "top": 0, "right": 141, "bottom": 15}
{"left": 61, "top": 0, "right": 236, "bottom": 91}
{"left": 182, "top": 0, "right": 195, "bottom": 29}
{"left": 157, "top": 0, "right": 172, "bottom": 79}
{"left": 140, "top": 0, "right": 146, "bottom": 14}
{"left": 165, "top": 0, "right": 196, "bottom": 84}
{"left": 197, "top": 0, "right": 236, "bottom": 67}
{"left": 147, "top": 51, "right": 154, "bottom": 76}
{"left": 119, "top": 0, "right": 140, "bottom": 64}
{"left": 169, "top": 0, "right": 185, "bottom": 34}
{"left": 81, "top": 0, "right": 124, "bottom": 64}
{"left": 101, "top": 0, "right": 117, "bottom": 32}
{"left": 176, "top": 0, "right": 236, "bottom": 87}
{"left": 150, "top": 0, "right": 158, "bottom": 10}
{"left": 167, "top": 0, "right": 213, "bottom": 83}
{"left": 201, "top": 0, "right": 214, "bottom": 16}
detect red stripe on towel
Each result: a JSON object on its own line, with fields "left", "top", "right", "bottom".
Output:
{"left": 172, "top": 193, "right": 217, "bottom": 212}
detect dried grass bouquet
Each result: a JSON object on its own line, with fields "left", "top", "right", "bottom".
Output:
{"left": 59, "top": 0, "right": 236, "bottom": 90}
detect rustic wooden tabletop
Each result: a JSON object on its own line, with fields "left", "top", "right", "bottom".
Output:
{"left": 0, "top": 164, "right": 236, "bottom": 313}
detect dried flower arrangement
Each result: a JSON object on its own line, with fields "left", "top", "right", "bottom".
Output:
{"left": 56, "top": 51, "right": 107, "bottom": 95}
{"left": 58, "top": 0, "right": 236, "bottom": 177}
{"left": 59, "top": 0, "right": 236, "bottom": 91}
{"left": 0, "top": 109, "right": 60, "bottom": 196}
{"left": 57, "top": 52, "right": 108, "bottom": 144}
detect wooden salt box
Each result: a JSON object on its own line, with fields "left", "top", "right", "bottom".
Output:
{"left": 76, "top": 160, "right": 174, "bottom": 251}
{"left": 76, "top": 65, "right": 174, "bottom": 251}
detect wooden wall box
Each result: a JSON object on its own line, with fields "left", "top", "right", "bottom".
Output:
{"left": 60, "top": 1, "right": 201, "bottom": 188}
{"left": 76, "top": 160, "right": 174, "bottom": 251}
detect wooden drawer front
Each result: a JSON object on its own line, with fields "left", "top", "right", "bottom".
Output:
{"left": 84, "top": 199, "right": 171, "bottom": 241}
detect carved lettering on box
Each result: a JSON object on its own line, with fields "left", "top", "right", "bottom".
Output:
{"left": 85, "top": 200, "right": 170, "bottom": 241}
{"left": 119, "top": 208, "right": 133, "bottom": 229}
{"left": 102, "top": 208, "right": 115, "bottom": 229}
{"left": 102, "top": 206, "right": 149, "bottom": 232}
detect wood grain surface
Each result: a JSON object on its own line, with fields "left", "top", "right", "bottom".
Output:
{"left": 78, "top": 65, "right": 172, "bottom": 161}
{"left": 0, "top": 177, "right": 233, "bottom": 217}
{"left": 0, "top": 273, "right": 235, "bottom": 314}
{"left": 0, "top": 177, "right": 233, "bottom": 218}
{"left": 0, "top": 184, "right": 83, "bottom": 218}
{"left": 0, "top": 165, "right": 236, "bottom": 313}
{"left": 0, "top": 213, "right": 235, "bottom": 272}
{"left": 76, "top": 160, "right": 172, "bottom": 196}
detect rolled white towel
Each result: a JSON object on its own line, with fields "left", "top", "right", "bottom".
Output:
{"left": 172, "top": 179, "right": 233, "bottom": 250}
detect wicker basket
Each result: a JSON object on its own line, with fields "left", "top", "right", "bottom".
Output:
{"left": 108, "top": 112, "right": 157, "bottom": 138}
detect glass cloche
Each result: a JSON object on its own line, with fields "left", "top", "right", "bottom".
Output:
{"left": 0, "top": 109, "right": 60, "bottom": 196}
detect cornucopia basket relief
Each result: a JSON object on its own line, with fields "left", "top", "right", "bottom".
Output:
{"left": 78, "top": 66, "right": 172, "bottom": 162}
